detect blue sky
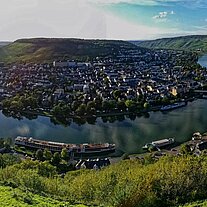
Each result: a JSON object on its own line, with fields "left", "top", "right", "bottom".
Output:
{"left": 0, "top": 0, "right": 207, "bottom": 40}
{"left": 90, "top": 0, "right": 207, "bottom": 38}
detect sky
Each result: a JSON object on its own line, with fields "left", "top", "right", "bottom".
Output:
{"left": 0, "top": 0, "right": 207, "bottom": 41}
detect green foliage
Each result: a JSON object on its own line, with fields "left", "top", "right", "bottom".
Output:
{"left": 51, "top": 152, "right": 61, "bottom": 166}
{"left": 0, "top": 154, "right": 21, "bottom": 168}
{"left": 61, "top": 148, "right": 69, "bottom": 161}
{"left": 51, "top": 104, "right": 70, "bottom": 118}
{"left": 180, "top": 144, "right": 191, "bottom": 155}
{"left": 37, "top": 161, "right": 57, "bottom": 177}
{"left": 181, "top": 199, "right": 207, "bottom": 207}
{"left": 76, "top": 104, "right": 87, "bottom": 116}
{"left": 121, "top": 153, "right": 130, "bottom": 160}
{"left": 35, "top": 149, "right": 44, "bottom": 161}
{"left": 113, "top": 90, "right": 121, "bottom": 99}
{"left": 125, "top": 100, "right": 136, "bottom": 112}
{"left": 43, "top": 149, "right": 52, "bottom": 161}
{"left": 2, "top": 94, "right": 38, "bottom": 111}
{"left": 1, "top": 155, "right": 207, "bottom": 206}
{"left": 144, "top": 102, "right": 150, "bottom": 109}
{"left": 0, "top": 185, "right": 84, "bottom": 206}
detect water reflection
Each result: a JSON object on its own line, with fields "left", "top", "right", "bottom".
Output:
{"left": 0, "top": 99, "right": 207, "bottom": 153}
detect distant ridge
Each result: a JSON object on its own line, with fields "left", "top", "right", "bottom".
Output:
{"left": 0, "top": 42, "right": 11, "bottom": 48}
{"left": 0, "top": 38, "right": 141, "bottom": 64}
{"left": 133, "top": 35, "right": 207, "bottom": 53}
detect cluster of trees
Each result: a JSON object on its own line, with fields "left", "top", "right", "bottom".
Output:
{"left": 34, "top": 148, "right": 73, "bottom": 174}
{"left": 51, "top": 97, "right": 150, "bottom": 117}
{"left": 0, "top": 153, "right": 207, "bottom": 206}
{"left": 2, "top": 94, "right": 38, "bottom": 111}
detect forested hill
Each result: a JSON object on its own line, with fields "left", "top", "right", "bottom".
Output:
{"left": 0, "top": 38, "right": 141, "bottom": 64}
{"left": 132, "top": 35, "right": 207, "bottom": 53}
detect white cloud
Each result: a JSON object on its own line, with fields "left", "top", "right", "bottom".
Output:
{"left": 103, "top": 11, "right": 180, "bottom": 40}
{"left": 153, "top": 11, "right": 175, "bottom": 21}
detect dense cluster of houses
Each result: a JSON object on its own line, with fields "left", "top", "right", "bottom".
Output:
{"left": 0, "top": 48, "right": 205, "bottom": 112}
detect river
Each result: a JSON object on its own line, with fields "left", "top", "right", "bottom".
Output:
{"left": 198, "top": 54, "right": 207, "bottom": 68}
{"left": 1, "top": 55, "right": 207, "bottom": 154}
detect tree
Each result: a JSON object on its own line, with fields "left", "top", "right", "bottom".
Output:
{"left": 43, "top": 149, "right": 52, "bottom": 161}
{"left": 76, "top": 104, "right": 87, "bottom": 116}
{"left": 117, "top": 101, "right": 126, "bottom": 111}
{"left": 35, "top": 149, "right": 44, "bottom": 161}
{"left": 102, "top": 100, "right": 110, "bottom": 111}
{"left": 61, "top": 148, "right": 69, "bottom": 161}
{"left": 180, "top": 144, "right": 191, "bottom": 155}
{"left": 37, "top": 161, "right": 57, "bottom": 177}
{"left": 144, "top": 102, "right": 150, "bottom": 109}
{"left": 125, "top": 100, "right": 136, "bottom": 112}
{"left": 51, "top": 152, "right": 61, "bottom": 166}
{"left": 71, "top": 101, "right": 80, "bottom": 111}
{"left": 108, "top": 100, "right": 116, "bottom": 110}
{"left": 0, "top": 154, "right": 21, "bottom": 168}
{"left": 121, "top": 153, "right": 130, "bottom": 160}
{"left": 113, "top": 90, "right": 121, "bottom": 99}
{"left": 86, "top": 101, "right": 96, "bottom": 113}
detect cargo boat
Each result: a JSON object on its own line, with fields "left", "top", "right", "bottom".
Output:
{"left": 15, "top": 136, "right": 116, "bottom": 156}
{"left": 142, "top": 138, "right": 175, "bottom": 150}
{"left": 160, "top": 102, "right": 186, "bottom": 111}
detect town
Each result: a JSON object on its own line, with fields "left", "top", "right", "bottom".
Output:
{"left": 0, "top": 47, "right": 206, "bottom": 125}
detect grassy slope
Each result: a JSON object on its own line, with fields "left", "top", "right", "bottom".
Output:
{"left": 0, "top": 38, "right": 139, "bottom": 64}
{"left": 0, "top": 185, "right": 85, "bottom": 207}
{"left": 181, "top": 200, "right": 207, "bottom": 207}
{"left": 133, "top": 35, "right": 207, "bottom": 53}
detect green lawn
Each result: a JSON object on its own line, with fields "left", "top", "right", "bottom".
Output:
{"left": 0, "top": 185, "right": 86, "bottom": 207}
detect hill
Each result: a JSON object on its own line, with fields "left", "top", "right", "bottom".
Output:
{"left": 133, "top": 35, "right": 207, "bottom": 53}
{"left": 0, "top": 42, "right": 11, "bottom": 48}
{"left": 0, "top": 38, "right": 140, "bottom": 64}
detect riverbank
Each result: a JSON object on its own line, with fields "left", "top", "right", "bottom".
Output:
{"left": 128, "top": 131, "right": 207, "bottom": 162}
{"left": 1, "top": 96, "right": 198, "bottom": 122}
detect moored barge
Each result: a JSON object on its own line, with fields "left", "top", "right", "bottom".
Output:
{"left": 15, "top": 136, "right": 116, "bottom": 156}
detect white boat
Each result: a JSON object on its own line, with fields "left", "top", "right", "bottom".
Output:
{"left": 142, "top": 138, "right": 175, "bottom": 150}
{"left": 151, "top": 138, "right": 175, "bottom": 148}
{"left": 160, "top": 102, "right": 186, "bottom": 111}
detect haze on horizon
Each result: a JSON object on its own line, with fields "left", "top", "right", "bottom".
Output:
{"left": 1, "top": 0, "right": 207, "bottom": 41}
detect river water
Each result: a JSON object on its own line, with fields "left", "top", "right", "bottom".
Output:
{"left": 1, "top": 55, "right": 207, "bottom": 154}
{"left": 198, "top": 54, "right": 207, "bottom": 68}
